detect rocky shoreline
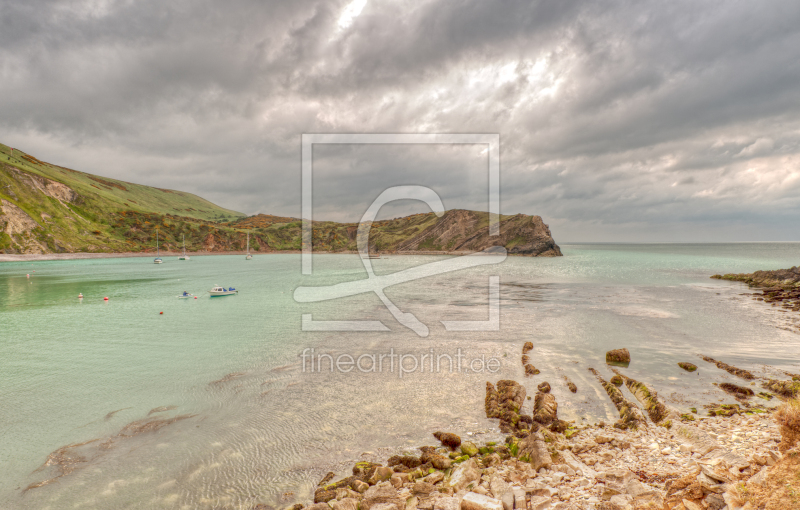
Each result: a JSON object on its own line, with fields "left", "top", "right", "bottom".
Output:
{"left": 269, "top": 345, "right": 800, "bottom": 510}
{"left": 0, "top": 249, "right": 541, "bottom": 263}
{"left": 712, "top": 267, "right": 800, "bottom": 313}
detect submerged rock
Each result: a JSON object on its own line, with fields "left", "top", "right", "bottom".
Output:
{"left": 537, "top": 381, "right": 551, "bottom": 393}
{"left": 524, "top": 364, "right": 540, "bottom": 376}
{"left": 588, "top": 367, "right": 646, "bottom": 430}
{"left": 763, "top": 379, "right": 800, "bottom": 398}
{"left": 706, "top": 403, "right": 742, "bottom": 417}
{"left": 522, "top": 342, "right": 534, "bottom": 354}
{"left": 613, "top": 370, "right": 669, "bottom": 424}
{"left": 318, "top": 472, "right": 336, "bottom": 486}
{"left": 701, "top": 356, "right": 755, "bottom": 380}
{"left": 606, "top": 348, "right": 630, "bottom": 364}
{"left": 610, "top": 375, "right": 623, "bottom": 387}
{"left": 678, "top": 362, "right": 698, "bottom": 372}
{"left": 485, "top": 380, "right": 526, "bottom": 421}
{"left": 387, "top": 455, "right": 421, "bottom": 469}
{"left": 432, "top": 431, "right": 461, "bottom": 450}
{"left": 718, "top": 382, "right": 754, "bottom": 398}
{"left": 563, "top": 376, "right": 577, "bottom": 393}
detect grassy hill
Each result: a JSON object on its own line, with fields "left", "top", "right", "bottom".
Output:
{"left": 0, "top": 143, "right": 244, "bottom": 253}
{"left": 0, "top": 143, "right": 561, "bottom": 257}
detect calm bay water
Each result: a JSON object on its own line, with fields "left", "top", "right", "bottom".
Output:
{"left": 1, "top": 244, "right": 799, "bottom": 509}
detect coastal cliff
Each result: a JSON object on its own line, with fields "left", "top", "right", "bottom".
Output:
{"left": 0, "top": 143, "right": 561, "bottom": 257}
{"left": 712, "top": 267, "right": 800, "bottom": 313}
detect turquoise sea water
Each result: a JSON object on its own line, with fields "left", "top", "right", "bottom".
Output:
{"left": 1, "top": 244, "right": 799, "bottom": 509}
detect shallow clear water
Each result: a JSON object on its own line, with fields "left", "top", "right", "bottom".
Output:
{"left": 1, "top": 244, "right": 799, "bottom": 509}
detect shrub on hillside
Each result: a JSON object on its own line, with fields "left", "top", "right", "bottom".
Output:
{"left": 775, "top": 398, "right": 800, "bottom": 452}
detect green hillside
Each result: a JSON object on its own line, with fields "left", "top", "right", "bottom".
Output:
{"left": 0, "top": 143, "right": 244, "bottom": 253}
{"left": 0, "top": 143, "right": 242, "bottom": 221}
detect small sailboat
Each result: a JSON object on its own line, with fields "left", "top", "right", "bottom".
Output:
{"left": 154, "top": 230, "right": 163, "bottom": 264}
{"left": 209, "top": 285, "right": 238, "bottom": 296}
{"left": 179, "top": 234, "right": 190, "bottom": 260}
{"left": 246, "top": 232, "right": 252, "bottom": 260}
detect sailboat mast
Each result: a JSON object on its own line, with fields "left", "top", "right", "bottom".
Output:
{"left": 247, "top": 232, "right": 249, "bottom": 254}
{"left": 156, "top": 229, "right": 159, "bottom": 255}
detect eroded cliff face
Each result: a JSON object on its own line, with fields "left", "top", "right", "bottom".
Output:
{"left": 394, "top": 210, "right": 562, "bottom": 257}
{"left": 0, "top": 199, "right": 46, "bottom": 253}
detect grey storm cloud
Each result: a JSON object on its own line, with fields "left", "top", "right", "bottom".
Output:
{"left": 1, "top": 0, "right": 799, "bottom": 241}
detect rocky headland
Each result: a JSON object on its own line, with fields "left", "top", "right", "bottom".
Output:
{"left": 712, "top": 267, "right": 800, "bottom": 313}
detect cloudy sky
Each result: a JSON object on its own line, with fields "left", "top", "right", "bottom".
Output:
{"left": 1, "top": 0, "right": 799, "bottom": 242}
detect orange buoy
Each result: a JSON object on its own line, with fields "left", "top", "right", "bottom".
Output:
{"left": 160, "top": 311, "right": 163, "bottom": 314}
{"left": 194, "top": 296, "right": 197, "bottom": 299}
{"left": 103, "top": 297, "right": 109, "bottom": 301}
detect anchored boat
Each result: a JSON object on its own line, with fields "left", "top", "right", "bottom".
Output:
{"left": 209, "top": 286, "right": 238, "bottom": 296}
{"left": 179, "top": 234, "right": 190, "bottom": 260}
{"left": 154, "top": 230, "right": 163, "bottom": 264}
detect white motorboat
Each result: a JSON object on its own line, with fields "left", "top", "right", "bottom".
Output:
{"left": 154, "top": 229, "right": 163, "bottom": 264}
{"left": 209, "top": 285, "right": 238, "bottom": 296}
{"left": 179, "top": 234, "right": 190, "bottom": 260}
{"left": 246, "top": 232, "right": 252, "bottom": 260}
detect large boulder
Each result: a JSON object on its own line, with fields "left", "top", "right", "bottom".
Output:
{"left": 387, "top": 455, "right": 422, "bottom": 469}
{"left": 330, "top": 499, "right": 359, "bottom": 510}
{"left": 446, "top": 457, "right": 481, "bottom": 491}
{"left": 361, "top": 482, "right": 404, "bottom": 510}
{"left": 368, "top": 467, "right": 394, "bottom": 485}
{"left": 517, "top": 432, "right": 552, "bottom": 471}
{"left": 460, "top": 441, "right": 479, "bottom": 457}
{"left": 485, "top": 381, "right": 527, "bottom": 432}
{"left": 533, "top": 392, "right": 558, "bottom": 424}
{"left": 606, "top": 348, "right": 630, "bottom": 364}
{"left": 433, "top": 431, "right": 462, "bottom": 450}
{"left": 461, "top": 492, "right": 503, "bottom": 510}
{"left": 353, "top": 461, "right": 381, "bottom": 480}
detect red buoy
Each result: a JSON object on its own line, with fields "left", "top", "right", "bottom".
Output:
{"left": 160, "top": 311, "right": 164, "bottom": 314}
{"left": 103, "top": 297, "right": 109, "bottom": 301}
